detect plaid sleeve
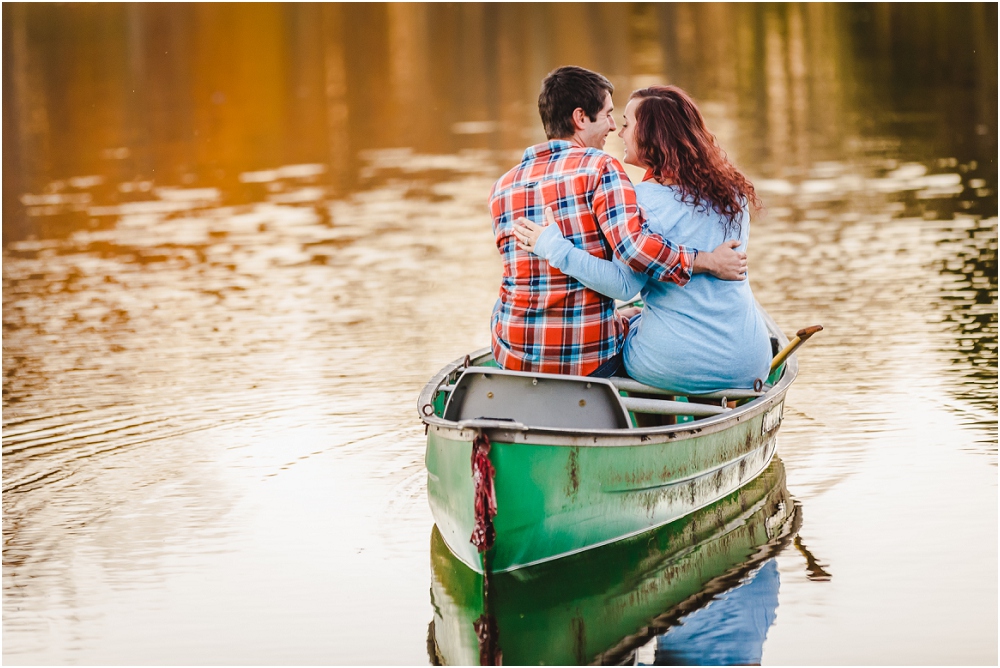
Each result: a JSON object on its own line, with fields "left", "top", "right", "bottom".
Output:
{"left": 591, "top": 156, "right": 694, "bottom": 286}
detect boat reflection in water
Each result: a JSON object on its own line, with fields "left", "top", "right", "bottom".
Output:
{"left": 428, "top": 457, "right": 799, "bottom": 666}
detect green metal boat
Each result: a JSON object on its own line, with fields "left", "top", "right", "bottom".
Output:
{"left": 427, "top": 457, "right": 798, "bottom": 666}
{"left": 418, "top": 308, "right": 799, "bottom": 575}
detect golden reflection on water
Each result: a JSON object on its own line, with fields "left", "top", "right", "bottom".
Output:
{"left": 3, "top": 3, "right": 997, "bottom": 664}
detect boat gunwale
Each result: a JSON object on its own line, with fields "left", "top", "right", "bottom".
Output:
{"left": 417, "top": 309, "right": 797, "bottom": 447}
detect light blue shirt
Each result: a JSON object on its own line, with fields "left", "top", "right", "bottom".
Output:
{"left": 534, "top": 182, "right": 771, "bottom": 393}
{"left": 652, "top": 558, "right": 780, "bottom": 665}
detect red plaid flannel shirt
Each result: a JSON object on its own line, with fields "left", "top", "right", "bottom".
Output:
{"left": 489, "top": 140, "right": 695, "bottom": 376}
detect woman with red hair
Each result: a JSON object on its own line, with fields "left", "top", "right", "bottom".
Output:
{"left": 514, "top": 85, "right": 771, "bottom": 393}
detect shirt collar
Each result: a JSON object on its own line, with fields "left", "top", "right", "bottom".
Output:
{"left": 522, "top": 139, "right": 576, "bottom": 163}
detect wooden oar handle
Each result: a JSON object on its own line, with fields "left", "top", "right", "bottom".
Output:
{"left": 770, "top": 324, "right": 823, "bottom": 374}
{"left": 795, "top": 325, "right": 824, "bottom": 340}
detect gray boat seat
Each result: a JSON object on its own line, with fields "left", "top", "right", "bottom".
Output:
{"left": 443, "top": 367, "right": 631, "bottom": 430}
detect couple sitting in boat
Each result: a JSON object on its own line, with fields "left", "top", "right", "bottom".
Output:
{"left": 490, "top": 66, "right": 771, "bottom": 394}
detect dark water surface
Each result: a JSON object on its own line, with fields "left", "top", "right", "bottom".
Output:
{"left": 3, "top": 3, "right": 997, "bottom": 664}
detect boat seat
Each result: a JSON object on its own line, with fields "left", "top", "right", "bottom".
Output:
{"left": 443, "top": 367, "right": 631, "bottom": 430}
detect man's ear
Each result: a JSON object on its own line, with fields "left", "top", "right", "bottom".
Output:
{"left": 571, "top": 107, "right": 589, "bottom": 131}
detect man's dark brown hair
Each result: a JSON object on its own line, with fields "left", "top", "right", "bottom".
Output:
{"left": 537, "top": 66, "right": 614, "bottom": 140}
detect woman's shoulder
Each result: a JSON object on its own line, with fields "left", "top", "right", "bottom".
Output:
{"left": 637, "top": 183, "right": 750, "bottom": 245}
{"left": 634, "top": 183, "right": 687, "bottom": 227}
{"left": 636, "top": 183, "right": 720, "bottom": 221}
{"left": 634, "top": 181, "right": 685, "bottom": 206}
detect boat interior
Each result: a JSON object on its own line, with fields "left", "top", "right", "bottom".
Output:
{"left": 431, "top": 336, "right": 785, "bottom": 431}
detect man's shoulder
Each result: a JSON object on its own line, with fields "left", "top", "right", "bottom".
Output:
{"left": 533, "top": 144, "right": 619, "bottom": 181}
{"left": 591, "top": 151, "right": 635, "bottom": 180}
{"left": 509, "top": 141, "right": 616, "bottom": 171}
{"left": 490, "top": 143, "right": 626, "bottom": 202}
{"left": 559, "top": 148, "right": 630, "bottom": 185}
{"left": 490, "top": 162, "right": 520, "bottom": 194}
{"left": 561, "top": 145, "right": 617, "bottom": 168}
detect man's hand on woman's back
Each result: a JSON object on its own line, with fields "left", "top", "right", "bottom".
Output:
{"left": 693, "top": 240, "right": 748, "bottom": 280}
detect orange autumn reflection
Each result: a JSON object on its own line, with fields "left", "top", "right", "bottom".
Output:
{"left": 5, "top": 4, "right": 996, "bottom": 239}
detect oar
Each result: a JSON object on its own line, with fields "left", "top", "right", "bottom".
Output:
{"left": 770, "top": 325, "right": 823, "bottom": 374}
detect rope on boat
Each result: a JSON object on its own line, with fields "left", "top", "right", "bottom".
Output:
{"left": 470, "top": 431, "right": 497, "bottom": 553}
{"left": 473, "top": 614, "right": 502, "bottom": 666}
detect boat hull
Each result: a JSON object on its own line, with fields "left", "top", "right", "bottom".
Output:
{"left": 428, "top": 457, "right": 796, "bottom": 665}
{"left": 427, "top": 407, "right": 781, "bottom": 573}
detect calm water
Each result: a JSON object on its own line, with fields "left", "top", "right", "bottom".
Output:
{"left": 3, "top": 3, "right": 997, "bottom": 664}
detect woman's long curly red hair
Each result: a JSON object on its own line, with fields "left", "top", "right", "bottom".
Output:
{"left": 630, "top": 86, "right": 761, "bottom": 238}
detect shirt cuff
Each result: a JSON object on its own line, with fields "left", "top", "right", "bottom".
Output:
{"left": 533, "top": 223, "right": 573, "bottom": 264}
{"left": 674, "top": 246, "right": 696, "bottom": 286}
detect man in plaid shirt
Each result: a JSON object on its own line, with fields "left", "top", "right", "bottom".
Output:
{"left": 490, "top": 66, "right": 747, "bottom": 377}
